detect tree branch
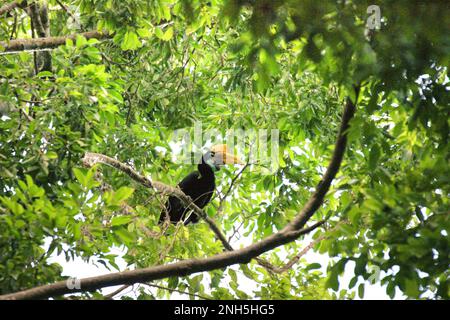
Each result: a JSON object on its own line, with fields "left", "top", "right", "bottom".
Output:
{"left": 0, "top": 0, "right": 21, "bottom": 16}
{"left": 0, "top": 96, "right": 356, "bottom": 300}
{"left": 217, "top": 159, "right": 250, "bottom": 215}
{"left": 103, "top": 284, "right": 130, "bottom": 300}
{"left": 26, "top": 1, "right": 52, "bottom": 72}
{"left": 282, "top": 96, "right": 356, "bottom": 232}
{"left": 54, "top": 0, "right": 79, "bottom": 27}
{"left": 141, "top": 283, "right": 211, "bottom": 300}
{"left": 0, "top": 30, "right": 112, "bottom": 53}
{"left": 268, "top": 220, "right": 349, "bottom": 274}
{"left": 27, "top": 2, "right": 45, "bottom": 37}
{"left": 81, "top": 152, "right": 234, "bottom": 251}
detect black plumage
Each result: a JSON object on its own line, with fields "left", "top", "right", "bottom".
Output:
{"left": 159, "top": 151, "right": 217, "bottom": 225}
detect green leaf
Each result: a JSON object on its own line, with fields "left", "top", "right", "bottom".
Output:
{"left": 76, "top": 35, "right": 87, "bottom": 48}
{"left": 367, "top": 87, "right": 379, "bottom": 114}
{"left": 369, "top": 144, "right": 381, "bottom": 170}
{"left": 305, "top": 263, "right": 322, "bottom": 271}
{"left": 404, "top": 278, "right": 420, "bottom": 298}
{"left": 46, "top": 151, "right": 58, "bottom": 159}
{"left": 115, "top": 227, "right": 135, "bottom": 244}
{"left": 156, "top": 27, "right": 174, "bottom": 41}
{"left": 108, "top": 89, "right": 124, "bottom": 104}
{"left": 73, "top": 168, "right": 88, "bottom": 187}
{"left": 386, "top": 281, "right": 396, "bottom": 299}
{"left": 36, "top": 71, "right": 54, "bottom": 78}
{"left": 240, "top": 265, "right": 256, "bottom": 281}
{"left": 121, "top": 31, "right": 142, "bottom": 50}
{"left": 354, "top": 255, "right": 367, "bottom": 277}
{"left": 349, "top": 276, "right": 358, "bottom": 289}
{"left": 65, "top": 38, "right": 74, "bottom": 47}
{"left": 358, "top": 283, "right": 365, "bottom": 299}
{"left": 114, "top": 187, "right": 134, "bottom": 202}
{"left": 212, "top": 97, "right": 227, "bottom": 107}
{"left": 228, "top": 269, "right": 238, "bottom": 283}
{"left": 326, "top": 270, "right": 339, "bottom": 291}
{"left": 348, "top": 206, "right": 361, "bottom": 224}
{"left": 111, "top": 215, "right": 133, "bottom": 226}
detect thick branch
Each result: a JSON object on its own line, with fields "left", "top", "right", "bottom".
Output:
{"left": 0, "top": 227, "right": 320, "bottom": 300}
{"left": 0, "top": 97, "right": 356, "bottom": 300}
{"left": 0, "top": 30, "right": 112, "bottom": 53}
{"left": 0, "top": 1, "right": 21, "bottom": 16}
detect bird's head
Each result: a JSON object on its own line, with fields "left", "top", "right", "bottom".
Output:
{"left": 203, "top": 144, "right": 243, "bottom": 171}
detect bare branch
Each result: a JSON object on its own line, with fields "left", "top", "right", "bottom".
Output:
{"left": 0, "top": 30, "right": 112, "bottom": 53}
{"left": 103, "top": 285, "right": 130, "bottom": 300}
{"left": 142, "top": 283, "right": 211, "bottom": 300}
{"left": 0, "top": 1, "right": 20, "bottom": 16}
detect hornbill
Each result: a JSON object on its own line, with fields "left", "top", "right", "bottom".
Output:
{"left": 159, "top": 144, "right": 242, "bottom": 225}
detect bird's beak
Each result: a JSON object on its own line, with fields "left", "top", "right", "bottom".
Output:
{"left": 211, "top": 144, "right": 243, "bottom": 165}
{"left": 217, "top": 151, "right": 243, "bottom": 165}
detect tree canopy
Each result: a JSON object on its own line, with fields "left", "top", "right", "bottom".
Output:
{"left": 0, "top": 0, "right": 448, "bottom": 300}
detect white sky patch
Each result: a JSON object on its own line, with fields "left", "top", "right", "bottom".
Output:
{"left": 43, "top": 237, "right": 130, "bottom": 297}
{"left": 154, "top": 146, "right": 167, "bottom": 155}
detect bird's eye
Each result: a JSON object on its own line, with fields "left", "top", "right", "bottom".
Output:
{"left": 210, "top": 151, "right": 215, "bottom": 157}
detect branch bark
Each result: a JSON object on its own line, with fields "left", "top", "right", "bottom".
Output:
{"left": 0, "top": 1, "right": 21, "bottom": 16}
{"left": 0, "top": 96, "right": 356, "bottom": 300}
{"left": 0, "top": 30, "right": 112, "bottom": 53}
{"left": 26, "top": 1, "right": 52, "bottom": 72}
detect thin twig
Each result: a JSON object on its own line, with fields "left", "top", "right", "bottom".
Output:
{"left": 268, "top": 220, "right": 349, "bottom": 274}
{"left": 103, "top": 285, "right": 130, "bottom": 300}
{"left": 54, "top": 0, "right": 80, "bottom": 30}
{"left": 142, "top": 283, "right": 211, "bottom": 300}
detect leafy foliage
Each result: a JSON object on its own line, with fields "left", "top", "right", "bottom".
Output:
{"left": 0, "top": 0, "right": 448, "bottom": 299}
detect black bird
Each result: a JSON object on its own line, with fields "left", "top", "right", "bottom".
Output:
{"left": 159, "top": 144, "right": 242, "bottom": 225}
